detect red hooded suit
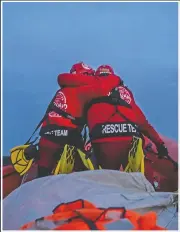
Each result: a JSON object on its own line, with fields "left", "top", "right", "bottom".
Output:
{"left": 58, "top": 72, "right": 164, "bottom": 170}
{"left": 37, "top": 72, "right": 120, "bottom": 175}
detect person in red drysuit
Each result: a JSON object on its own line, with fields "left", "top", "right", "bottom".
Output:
{"left": 37, "top": 63, "right": 95, "bottom": 177}
{"left": 85, "top": 65, "right": 169, "bottom": 170}
{"left": 37, "top": 62, "right": 120, "bottom": 177}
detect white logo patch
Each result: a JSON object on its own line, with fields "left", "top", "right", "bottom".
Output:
{"left": 82, "top": 63, "right": 91, "bottom": 70}
{"left": 49, "top": 91, "right": 68, "bottom": 117}
{"left": 117, "top": 86, "right": 132, "bottom": 104}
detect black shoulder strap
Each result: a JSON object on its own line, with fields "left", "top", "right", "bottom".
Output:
{"left": 85, "top": 94, "right": 132, "bottom": 118}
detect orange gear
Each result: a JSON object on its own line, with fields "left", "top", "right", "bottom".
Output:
{"left": 20, "top": 199, "right": 166, "bottom": 230}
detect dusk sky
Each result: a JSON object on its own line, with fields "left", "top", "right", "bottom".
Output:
{"left": 3, "top": 2, "right": 178, "bottom": 155}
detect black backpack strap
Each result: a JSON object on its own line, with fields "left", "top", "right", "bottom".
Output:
{"left": 84, "top": 87, "right": 132, "bottom": 120}
{"left": 86, "top": 96, "right": 132, "bottom": 113}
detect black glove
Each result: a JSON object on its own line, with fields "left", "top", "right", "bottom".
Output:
{"left": 24, "top": 144, "right": 39, "bottom": 161}
{"left": 156, "top": 143, "right": 169, "bottom": 159}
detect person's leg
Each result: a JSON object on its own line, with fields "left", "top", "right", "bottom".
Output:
{"left": 73, "top": 153, "right": 88, "bottom": 172}
{"left": 37, "top": 137, "right": 62, "bottom": 177}
{"left": 92, "top": 141, "right": 131, "bottom": 170}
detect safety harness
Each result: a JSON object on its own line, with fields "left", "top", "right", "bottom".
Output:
{"left": 9, "top": 90, "right": 91, "bottom": 177}
{"left": 86, "top": 87, "right": 132, "bottom": 110}
{"left": 85, "top": 87, "right": 141, "bottom": 140}
{"left": 26, "top": 89, "right": 85, "bottom": 145}
{"left": 53, "top": 144, "right": 101, "bottom": 175}
{"left": 45, "top": 91, "right": 85, "bottom": 126}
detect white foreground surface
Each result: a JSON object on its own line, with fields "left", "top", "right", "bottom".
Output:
{"left": 3, "top": 170, "right": 178, "bottom": 230}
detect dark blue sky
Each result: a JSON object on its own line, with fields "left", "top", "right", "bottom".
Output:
{"left": 3, "top": 2, "right": 178, "bottom": 155}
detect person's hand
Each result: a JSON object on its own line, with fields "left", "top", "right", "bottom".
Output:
{"left": 156, "top": 143, "right": 169, "bottom": 159}
{"left": 24, "top": 145, "right": 39, "bottom": 160}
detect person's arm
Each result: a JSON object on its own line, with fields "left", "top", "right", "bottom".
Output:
{"left": 133, "top": 102, "right": 169, "bottom": 157}
{"left": 58, "top": 73, "right": 121, "bottom": 90}
{"left": 124, "top": 86, "right": 163, "bottom": 145}
{"left": 78, "top": 75, "right": 121, "bottom": 105}
{"left": 134, "top": 104, "right": 163, "bottom": 145}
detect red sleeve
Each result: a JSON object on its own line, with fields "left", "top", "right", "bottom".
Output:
{"left": 58, "top": 73, "right": 121, "bottom": 90}
{"left": 57, "top": 73, "right": 100, "bottom": 87}
{"left": 71, "top": 75, "right": 121, "bottom": 105}
{"left": 134, "top": 103, "right": 164, "bottom": 145}
{"left": 96, "top": 75, "right": 121, "bottom": 94}
{"left": 123, "top": 86, "right": 163, "bottom": 145}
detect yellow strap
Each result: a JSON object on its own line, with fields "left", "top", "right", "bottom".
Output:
{"left": 53, "top": 145, "right": 102, "bottom": 175}
{"left": 77, "top": 149, "right": 94, "bottom": 170}
{"left": 10, "top": 145, "right": 34, "bottom": 176}
{"left": 124, "top": 137, "right": 145, "bottom": 174}
{"left": 54, "top": 145, "right": 76, "bottom": 175}
{"left": 77, "top": 149, "right": 102, "bottom": 170}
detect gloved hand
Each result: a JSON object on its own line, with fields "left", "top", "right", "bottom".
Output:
{"left": 24, "top": 145, "right": 39, "bottom": 161}
{"left": 156, "top": 143, "right": 169, "bottom": 159}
